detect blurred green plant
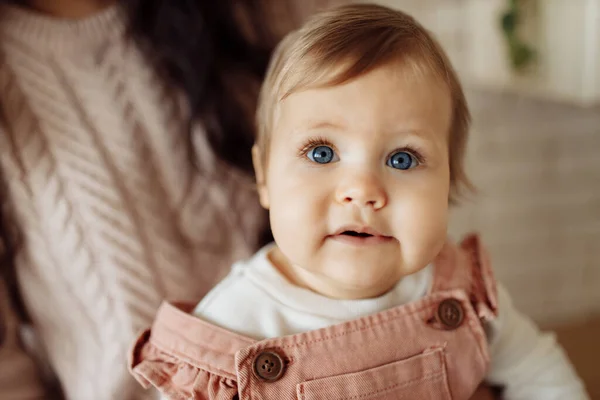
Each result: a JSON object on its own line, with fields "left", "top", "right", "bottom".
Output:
{"left": 500, "top": 0, "right": 536, "bottom": 71}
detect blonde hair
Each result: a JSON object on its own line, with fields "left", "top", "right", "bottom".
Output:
{"left": 256, "top": 3, "right": 472, "bottom": 202}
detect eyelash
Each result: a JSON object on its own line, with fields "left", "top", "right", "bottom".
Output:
{"left": 387, "top": 146, "right": 426, "bottom": 166}
{"left": 297, "top": 136, "right": 335, "bottom": 158}
{"left": 297, "top": 136, "right": 427, "bottom": 165}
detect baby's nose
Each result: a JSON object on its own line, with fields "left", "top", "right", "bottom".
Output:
{"left": 335, "top": 174, "right": 387, "bottom": 210}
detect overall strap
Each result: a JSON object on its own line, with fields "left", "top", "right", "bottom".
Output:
{"left": 429, "top": 234, "right": 498, "bottom": 322}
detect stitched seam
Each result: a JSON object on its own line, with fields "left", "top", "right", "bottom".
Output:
{"left": 311, "top": 371, "right": 445, "bottom": 400}
{"left": 276, "top": 297, "right": 453, "bottom": 349}
{"left": 440, "top": 350, "right": 453, "bottom": 399}
{"left": 153, "top": 323, "right": 240, "bottom": 358}
{"left": 466, "top": 312, "right": 489, "bottom": 366}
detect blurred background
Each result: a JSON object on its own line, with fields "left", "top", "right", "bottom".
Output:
{"left": 347, "top": 0, "right": 600, "bottom": 396}
{"left": 4, "top": 0, "right": 598, "bottom": 397}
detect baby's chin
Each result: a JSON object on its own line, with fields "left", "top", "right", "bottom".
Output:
{"left": 268, "top": 245, "right": 430, "bottom": 299}
{"left": 300, "top": 264, "right": 409, "bottom": 300}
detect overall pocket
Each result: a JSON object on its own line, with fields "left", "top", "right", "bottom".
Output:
{"left": 296, "top": 347, "right": 451, "bottom": 400}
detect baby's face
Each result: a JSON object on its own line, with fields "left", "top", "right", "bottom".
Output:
{"left": 256, "top": 62, "right": 452, "bottom": 299}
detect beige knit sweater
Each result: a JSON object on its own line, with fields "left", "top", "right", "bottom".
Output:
{"left": 0, "top": 4, "right": 266, "bottom": 399}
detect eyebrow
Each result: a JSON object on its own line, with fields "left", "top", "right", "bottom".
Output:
{"left": 383, "top": 127, "right": 435, "bottom": 140}
{"left": 299, "top": 120, "right": 347, "bottom": 131}
{"left": 296, "top": 120, "right": 440, "bottom": 142}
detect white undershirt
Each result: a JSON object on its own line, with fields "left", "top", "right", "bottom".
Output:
{"left": 194, "top": 244, "right": 589, "bottom": 400}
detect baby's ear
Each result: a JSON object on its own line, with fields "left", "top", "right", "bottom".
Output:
{"left": 252, "top": 145, "right": 270, "bottom": 209}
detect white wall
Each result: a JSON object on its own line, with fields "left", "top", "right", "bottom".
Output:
{"left": 369, "top": 0, "right": 600, "bottom": 105}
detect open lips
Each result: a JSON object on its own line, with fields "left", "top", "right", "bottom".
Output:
{"left": 341, "top": 230, "right": 374, "bottom": 238}
{"left": 330, "top": 226, "right": 394, "bottom": 245}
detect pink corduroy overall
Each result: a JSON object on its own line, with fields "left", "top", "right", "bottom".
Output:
{"left": 129, "top": 235, "right": 499, "bottom": 400}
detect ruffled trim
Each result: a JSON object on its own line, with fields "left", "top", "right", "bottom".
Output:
{"left": 129, "top": 329, "right": 238, "bottom": 400}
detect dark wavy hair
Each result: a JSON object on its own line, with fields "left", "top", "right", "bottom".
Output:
{"left": 1, "top": 0, "right": 286, "bottom": 314}
{"left": 123, "top": 0, "right": 281, "bottom": 171}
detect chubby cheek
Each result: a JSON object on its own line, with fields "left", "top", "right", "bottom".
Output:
{"left": 266, "top": 166, "right": 329, "bottom": 262}
{"left": 394, "top": 183, "right": 449, "bottom": 272}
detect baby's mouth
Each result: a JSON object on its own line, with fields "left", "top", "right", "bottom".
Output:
{"left": 329, "top": 226, "right": 394, "bottom": 245}
{"left": 340, "top": 230, "right": 374, "bottom": 238}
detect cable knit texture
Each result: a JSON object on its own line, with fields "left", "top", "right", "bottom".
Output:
{"left": 0, "top": 4, "right": 266, "bottom": 399}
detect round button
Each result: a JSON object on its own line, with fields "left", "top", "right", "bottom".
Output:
{"left": 252, "top": 351, "right": 285, "bottom": 382}
{"left": 437, "top": 298, "right": 464, "bottom": 329}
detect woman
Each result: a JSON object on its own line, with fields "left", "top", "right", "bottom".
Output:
{"left": 0, "top": 0, "right": 332, "bottom": 398}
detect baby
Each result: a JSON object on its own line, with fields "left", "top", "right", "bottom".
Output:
{"left": 129, "top": 4, "right": 589, "bottom": 399}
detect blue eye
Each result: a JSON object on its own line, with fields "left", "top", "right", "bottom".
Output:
{"left": 308, "top": 145, "right": 336, "bottom": 164}
{"left": 387, "top": 151, "right": 417, "bottom": 170}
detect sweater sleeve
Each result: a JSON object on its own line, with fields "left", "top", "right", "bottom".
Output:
{"left": 0, "top": 277, "right": 48, "bottom": 399}
{"left": 485, "top": 284, "right": 589, "bottom": 399}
